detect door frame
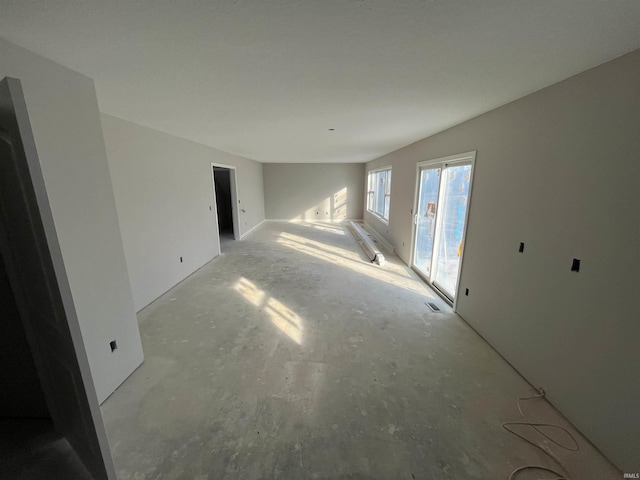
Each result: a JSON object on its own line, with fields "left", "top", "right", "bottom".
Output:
{"left": 410, "top": 151, "right": 476, "bottom": 310}
{"left": 211, "top": 163, "right": 240, "bottom": 253}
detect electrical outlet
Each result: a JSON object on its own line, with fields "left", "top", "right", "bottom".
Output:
{"left": 518, "top": 242, "right": 525, "bottom": 253}
{"left": 571, "top": 258, "right": 580, "bottom": 272}
{"left": 465, "top": 288, "right": 469, "bottom": 296}
{"left": 110, "top": 340, "right": 117, "bottom": 352}
{"left": 180, "top": 256, "right": 183, "bottom": 263}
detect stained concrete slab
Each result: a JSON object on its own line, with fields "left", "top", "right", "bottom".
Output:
{"left": 101, "top": 221, "right": 619, "bottom": 480}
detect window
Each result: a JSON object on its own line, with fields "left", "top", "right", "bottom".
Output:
{"left": 367, "top": 167, "right": 392, "bottom": 221}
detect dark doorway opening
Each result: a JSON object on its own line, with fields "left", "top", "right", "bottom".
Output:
{"left": 213, "top": 167, "right": 235, "bottom": 248}
{"left": 0, "top": 251, "right": 48, "bottom": 418}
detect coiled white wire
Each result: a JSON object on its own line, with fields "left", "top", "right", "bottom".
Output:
{"left": 503, "top": 390, "right": 579, "bottom": 480}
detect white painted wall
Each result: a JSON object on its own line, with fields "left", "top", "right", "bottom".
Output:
{"left": 264, "top": 163, "right": 364, "bottom": 221}
{"left": 364, "top": 49, "right": 640, "bottom": 470}
{"left": 102, "top": 115, "right": 265, "bottom": 312}
{"left": 0, "top": 38, "right": 143, "bottom": 404}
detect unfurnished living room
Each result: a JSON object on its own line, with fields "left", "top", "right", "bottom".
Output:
{"left": 1, "top": 2, "right": 639, "bottom": 480}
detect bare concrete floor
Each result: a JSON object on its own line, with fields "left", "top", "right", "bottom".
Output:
{"left": 101, "top": 221, "right": 619, "bottom": 480}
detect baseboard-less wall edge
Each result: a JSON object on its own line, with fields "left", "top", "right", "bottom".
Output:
{"left": 452, "top": 309, "right": 621, "bottom": 474}
{"left": 362, "top": 221, "right": 395, "bottom": 253}
{"left": 136, "top": 253, "right": 219, "bottom": 314}
{"left": 240, "top": 220, "right": 265, "bottom": 240}
{"left": 99, "top": 357, "right": 144, "bottom": 405}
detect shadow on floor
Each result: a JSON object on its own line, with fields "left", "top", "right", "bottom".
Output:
{"left": 0, "top": 418, "right": 93, "bottom": 480}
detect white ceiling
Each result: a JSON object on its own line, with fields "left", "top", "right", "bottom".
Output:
{"left": 1, "top": 1, "right": 639, "bottom": 163}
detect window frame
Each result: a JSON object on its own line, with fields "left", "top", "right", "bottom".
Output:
{"left": 366, "top": 166, "right": 392, "bottom": 223}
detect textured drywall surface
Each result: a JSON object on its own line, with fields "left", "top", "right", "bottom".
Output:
{"left": 364, "top": 49, "right": 640, "bottom": 470}
{"left": 102, "top": 114, "right": 265, "bottom": 312}
{"left": 0, "top": 38, "right": 143, "bottom": 404}
{"left": 264, "top": 163, "right": 364, "bottom": 221}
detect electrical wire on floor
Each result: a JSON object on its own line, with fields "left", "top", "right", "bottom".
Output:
{"left": 503, "top": 388, "right": 580, "bottom": 480}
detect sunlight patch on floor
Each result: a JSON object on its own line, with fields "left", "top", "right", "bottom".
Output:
{"left": 276, "top": 234, "right": 435, "bottom": 299}
{"left": 233, "top": 277, "right": 303, "bottom": 345}
{"left": 280, "top": 231, "right": 362, "bottom": 261}
{"left": 300, "top": 222, "right": 345, "bottom": 235}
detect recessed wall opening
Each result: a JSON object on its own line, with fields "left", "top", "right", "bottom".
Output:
{"left": 212, "top": 164, "right": 240, "bottom": 252}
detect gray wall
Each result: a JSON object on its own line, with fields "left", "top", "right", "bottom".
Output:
{"left": 364, "top": 49, "right": 640, "bottom": 470}
{"left": 0, "top": 38, "right": 143, "bottom": 404}
{"left": 264, "top": 163, "right": 364, "bottom": 221}
{"left": 102, "top": 115, "right": 265, "bottom": 312}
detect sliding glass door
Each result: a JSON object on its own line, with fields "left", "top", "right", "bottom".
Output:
{"left": 414, "top": 167, "right": 441, "bottom": 278}
{"left": 412, "top": 154, "right": 474, "bottom": 303}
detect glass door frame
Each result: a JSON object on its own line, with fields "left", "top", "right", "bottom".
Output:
{"left": 410, "top": 151, "right": 476, "bottom": 309}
